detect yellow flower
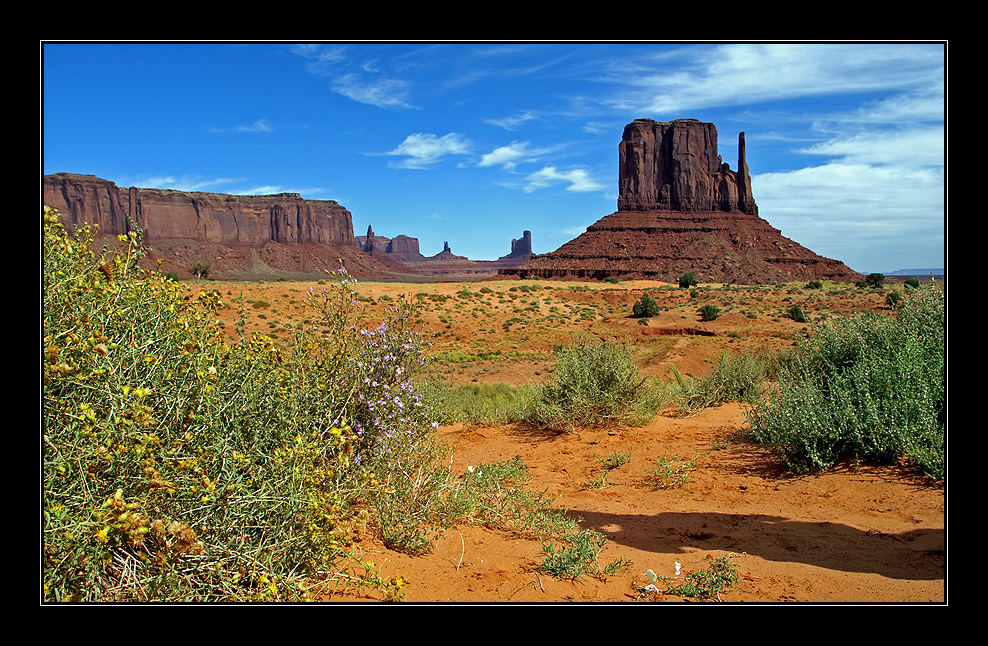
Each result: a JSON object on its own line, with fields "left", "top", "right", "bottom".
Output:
{"left": 94, "top": 527, "right": 110, "bottom": 543}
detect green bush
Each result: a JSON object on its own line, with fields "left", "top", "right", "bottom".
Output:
{"left": 806, "top": 280, "right": 823, "bottom": 290}
{"left": 746, "top": 285, "right": 945, "bottom": 480}
{"left": 678, "top": 272, "right": 699, "bottom": 288}
{"left": 698, "top": 304, "right": 721, "bottom": 321}
{"left": 787, "top": 304, "right": 808, "bottom": 323}
{"left": 671, "top": 350, "right": 779, "bottom": 416}
{"left": 190, "top": 261, "right": 211, "bottom": 279}
{"left": 632, "top": 293, "right": 661, "bottom": 318}
{"left": 886, "top": 290, "right": 904, "bottom": 309}
{"left": 866, "top": 273, "right": 886, "bottom": 288}
{"left": 525, "top": 340, "right": 669, "bottom": 432}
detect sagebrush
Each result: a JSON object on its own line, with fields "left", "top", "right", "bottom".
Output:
{"left": 746, "top": 284, "right": 945, "bottom": 480}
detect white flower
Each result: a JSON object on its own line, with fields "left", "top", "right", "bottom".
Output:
{"left": 646, "top": 569, "right": 657, "bottom": 583}
{"left": 675, "top": 562, "right": 682, "bottom": 576}
{"left": 467, "top": 466, "right": 475, "bottom": 473}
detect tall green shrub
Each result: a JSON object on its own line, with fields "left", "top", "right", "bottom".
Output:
{"left": 746, "top": 285, "right": 945, "bottom": 480}
{"left": 526, "top": 340, "right": 668, "bottom": 432}
{"left": 678, "top": 272, "right": 699, "bottom": 288}
{"left": 633, "top": 293, "right": 661, "bottom": 318}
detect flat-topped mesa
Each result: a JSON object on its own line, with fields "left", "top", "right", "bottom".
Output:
{"left": 617, "top": 118, "right": 757, "bottom": 215}
{"left": 44, "top": 173, "right": 354, "bottom": 246}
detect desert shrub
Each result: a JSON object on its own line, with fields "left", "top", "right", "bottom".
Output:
{"left": 807, "top": 280, "right": 823, "bottom": 290}
{"left": 698, "top": 304, "right": 721, "bottom": 321}
{"left": 886, "top": 290, "right": 904, "bottom": 309}
{"left": 905, "top": 279, "right": 921, "bottom": 289}
{"left": 865, "top": 272, "right": 886, "bottom": 288}
{"left": 190, "top": 261, "right": 211, "bottom": 279}
{"left": 43, "top": 209, "right": 439, "bottom": 600}
{"left": 787, "top": 304, "right": 808, "bottom": 323}
{"left": 632, "top": 293, "right": 661, "bottom": 318}
{"left": 746, "top": 285, "right": 945, "bottom": 480}
{"left": 525, "top": 339, "right": 670, "bottom": 432}
{"left": 678, "top": 272, "right": 699, "bottom": 288}
{"left": 671, "top": 350, "right": 779, "bottom": 416}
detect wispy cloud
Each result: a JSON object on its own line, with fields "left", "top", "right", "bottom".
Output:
{"left": 602, "top": 43, "right": 944, "bottom": 115}
{"left": 332, "top": 74, "right": 414, "bottom": 110}
{"left": 799, "top": 126, "right": 944, "bottom": 169}
{"left": 523, "top": 166, "right": 605, "bottom": 193}
{"left": 122, "top": 175, "right": 323, "bottom": 197}
{"left": 384, "top": 132, "right": 471, "bottom": 169}
{"left": 290, "top": 44, "right": 415, "bottom": 110}
{"left": 484, "top": 111, "right": 538, "bottom": 131}
{"left": 126, "top": 175, "right": 245, "bottom": 192}
{"left": 209, "top": 118, "right": 273, "bottom": 134}
{"left": 479, "top": 141, "right": 554, "bottom": 170}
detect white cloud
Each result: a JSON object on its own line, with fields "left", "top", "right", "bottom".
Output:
{"left": 605, "top": 43, "right": 944, "bottom": 115}
{"left": 799, "top": 126, "right": 944, "bottom": 169}
{"left": 484, "top": 111, "right": 537, "bottom": 130}
{"left": 479, "top": 141, "right": 552, "bottom": 170}
{"left": 385, "top": 132, "right": 471, "bottom": 169}
{"left": 523, "top": 166, "right": 606, "bottom": 193}
{"left": 127, "top": 176, "right": 244, "bottom": 192}
{"left": 237, "top": 118, "right": 273, "bottom": 133}
{"left": 332, "top": 74, "right": 414, "bottom": 110}
{"left": 209, "top": 118, "right": 273, "bottom": 134}
{"left": 753, "top": 161, "right": 944, "bottom": 272}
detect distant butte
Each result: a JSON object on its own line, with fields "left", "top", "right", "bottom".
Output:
{"left": 501, "top": 118, "right": 861, "bottom": 284}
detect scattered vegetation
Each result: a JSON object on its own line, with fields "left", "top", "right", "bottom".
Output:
{"left": 661, "top": 554, "right": 741, "bottom": 600}
{"left": 644, "top": 454, "right": 703, "bottom": 489}
{"left": 671, "top": 350, "right": 778, "bottom": 416}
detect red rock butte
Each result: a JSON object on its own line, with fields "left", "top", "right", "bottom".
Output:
{"left": 501, "top": 118, "right": 861, "bottom": 284}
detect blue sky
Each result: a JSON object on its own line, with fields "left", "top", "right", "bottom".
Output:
{"left": 42, "top": 42, "right": 945, "bottom": 274}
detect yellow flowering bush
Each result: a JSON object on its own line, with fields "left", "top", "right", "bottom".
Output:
{"left": 41, "top": 208, "right": 423, "bottom": 601}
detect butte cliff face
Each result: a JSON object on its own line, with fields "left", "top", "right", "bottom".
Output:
{"left": 45, "top": 173, "right": 354, "bottom": 245}
{"left": 502, "top": 119, "right": 860, "bottom": 284}
{"left": 44, "top": 173, "right": 399, "bottom": 280}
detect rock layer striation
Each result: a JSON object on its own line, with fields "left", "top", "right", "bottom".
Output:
{"left": 43, "top": 173, "right": 401, "bottom": 280}
{"left": 502, "top": 119, "right": 860, "bottom": 283}
{"left": 45, "top": 173, "right": 354, "bottom": 246}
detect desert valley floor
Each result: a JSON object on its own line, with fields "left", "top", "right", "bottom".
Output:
{"left": 195, "top": 275, "right": 945, "bottom": 604}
